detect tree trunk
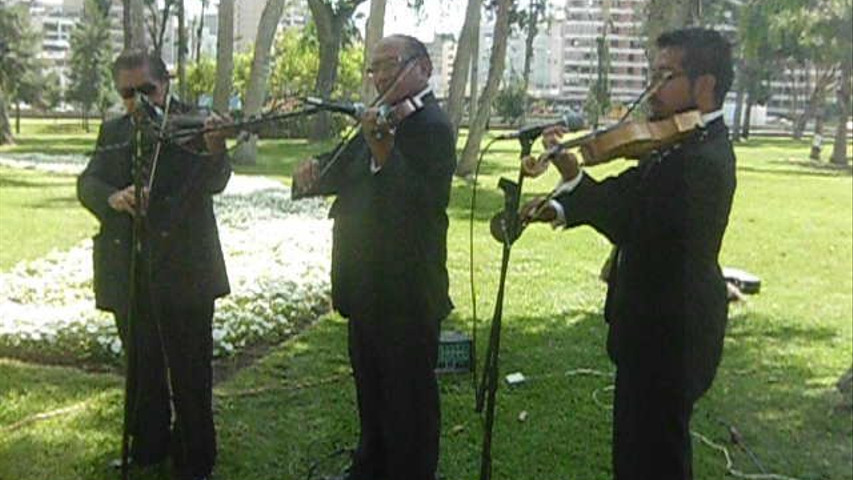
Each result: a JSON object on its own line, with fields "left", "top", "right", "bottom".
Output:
{"left": 519, "top": 1, "right": 542, "bottom": 126}
{"left": 195, "top": 0, "right": 207, "bottom": 63}
{"left": 311, "top": 31, "right": 343, "bottom": 140}
{"left": 213, "top": 0, "right": 234, "bottom": 113}
{"left": 742, "top": 98, "right": 753, "bottom": 139}
{"left": 124, "top": 0, "right": 147, "bottom": 49}
{"left": 469, "top": 19, "right": 481, "bottom": 125}
{"left": 794, "top": 67, "right": 836, "bottom": 140}
{"left": 153, "top": 0, "right": 174, "bottom": 55}
{"left": 360, "top": 0, "right": 386, "bottom": 104}
{"left": 831, "top": 54, "right": 851, "bottom": 165}
{"left": 809, "top": 103, "right": 825, "bottom": 161}
{"left": 0, "top": 90, "right": 13, "bottom": 145}
{"left": 14, "top": 101, "right": 21, "bottom": 135}
{"left": 446, "top": 0, "right": 482, "bottom": 133}
{"left": 232, "top": 0, "right": 285, "bottom": 164}
{"left": 177, "top": 0, "right": 188, "bottom": 100}
{"left": 731, "top": 72, "right": 746, "bottom": 141}
{"left": 456, "top": 0, "right": 513, "bottom": 177}
{"left": 307, "top": 0, "right": 351, "bottom": 141}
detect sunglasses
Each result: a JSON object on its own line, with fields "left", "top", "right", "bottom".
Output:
{"left": 118, "top": 82, "right": 157, "bottom": 99}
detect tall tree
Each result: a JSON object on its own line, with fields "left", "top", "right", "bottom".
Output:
{"left": 830, "top": 0, "right": 852, "bottom": 165}
{"left": 213, "top": 0, "right": 234, "bottom": 113}
{"left": 515, "top": 0, "right": 547, "bottom": 126}
{"left": 307, "top": 0, "right": 367, "bottom": 141}
{"left": 446, "top": 0, "right": 482, "bottom": 133}
{"left": 232, "top": 0, "right": 286, "bottom": 164}
{"left": 360, "top": 0, "right": 386, "bottom": 103}
{"left": 0, "top": 3, "right": 41, "bottom": 145}
{"left": 67, "top": 0, "right": 114, "bottom": 131}
{"left": 738, "top": 1, "right": 776, "bottom": 139}
{"left": 177, "top": 0, "right": 188, "bottom": 100}
{"left": 195, "top": 0, "right": 208, "bottom": 63}
{"left": 644, "top": 0, "right": 696, "bottom": 59}
{"left": 468, "top": 15, "right": 481, "bottom": 123}
{"left": 10, "top": 69, "right": 45, "bottom": 134}
{"left": 147, "top": 0, "right": 175, "bottom": 54}
{"left": 456, "top": 0, "right": 514, "bottom": 177}
{"left": 124, "top": 0, "right": 147, "bottom": 49}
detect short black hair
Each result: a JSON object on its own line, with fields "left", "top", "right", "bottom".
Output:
{"left": 656, "top": 28, "right": 733, "bottom": 107}
{"left": 112, "top": 49, "right": 169, "bottom": 83}
{"left": 388, "top": 34, "right": 433, "bottom": 75}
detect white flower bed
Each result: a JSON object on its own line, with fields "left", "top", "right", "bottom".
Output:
{"left": 0, "top": 154, "right": 332, "bottom": 364}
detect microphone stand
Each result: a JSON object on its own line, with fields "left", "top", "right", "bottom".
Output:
{"left": 476, "top": 135, "right": 534, "bottom": 480}
{"left": 121, "top": 111, "right": 146, "bottom": 480}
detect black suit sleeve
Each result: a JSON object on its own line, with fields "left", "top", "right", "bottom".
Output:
{"left": 553, "top": 166, "right": 642, "bottom": 244}
{"left": 201, "top": 151, "right": 232, "bottom": 194}
{"left": 77, "top": 122, "right": 126, "bottom": 223}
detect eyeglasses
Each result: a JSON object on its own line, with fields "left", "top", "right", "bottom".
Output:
{"left": 118, "top": 82, "right": 157, "bottom": 99}
{"left": 366, "top": 55, "right": 421, "bottom": 76}
{"left": 649, "top": 70, "right": 687, "bottom": 87}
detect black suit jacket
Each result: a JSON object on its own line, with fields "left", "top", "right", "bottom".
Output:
{"left": 77, "top": 113, "right": 231, "bottom": 313}
{"left": 556, "top": 119, "right": 736, "bottom": 400}
{"left": 312, "top": 94, "right": 455, "bottom": 320}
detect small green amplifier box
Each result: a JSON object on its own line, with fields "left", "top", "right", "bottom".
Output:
{"left": 436, "top": 330, "right": 473, "bottom": 374}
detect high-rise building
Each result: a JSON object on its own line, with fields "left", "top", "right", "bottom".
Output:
{"left": 476, "top": 4, "right": 566, "bottom": 100}
{"left": 234, "top": 0, "right": 309, "bottom": 53}
{"left": 425, "top": 33, "right": 456, "bottom": 98}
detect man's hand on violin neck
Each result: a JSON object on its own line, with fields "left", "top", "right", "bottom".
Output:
{"left": 203, "top": 113, "right": 231, "bottom": 154}
{"left": 521, "top": 155, "right": 549, "bottom": 178}
{"left": 542, "top": 125, "right": 568, "bottom": 149}
{"left": 108, "top": 185, "right": 149, "bottom": 216}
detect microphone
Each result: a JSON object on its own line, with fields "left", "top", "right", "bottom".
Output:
{"left": 495, "top": 113, "right": 585, "bottom": 141}
{"left": 303, "top": 97, "right": 366, "bottom": 118}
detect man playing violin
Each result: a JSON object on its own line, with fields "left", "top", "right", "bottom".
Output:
{"left": 521, "top": 28, "right": 736, "bottom": 480}
{"left": 294, "top": 35, "right": 455, "bottom": 480}
{"left": 77, "top": 49, "right": 231, "bottom": 480}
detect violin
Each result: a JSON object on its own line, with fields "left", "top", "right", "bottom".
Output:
{"left": 291, "top": 60, "right": 429, "bottom": 200}
{"left": 532, "top": 109, "right": 705, "bottom": 172}
{"left": 490, "top": 110, "right": 708, "bottom": 244}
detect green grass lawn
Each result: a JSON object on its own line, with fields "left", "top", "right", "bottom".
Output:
{"left": 0, "top": 120, "right": 851, "bottom": 479}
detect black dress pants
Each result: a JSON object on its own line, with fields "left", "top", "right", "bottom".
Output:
{"left": 612, "top": 362, "right": 695, "bottom": 480}
{"left": 116, "top": 283, "right": 216, "bottom": 480}
{"left": 346, "top": 313, "right": 441, "bottom": 480}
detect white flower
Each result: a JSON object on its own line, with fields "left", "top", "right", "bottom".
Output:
{"left": 0, "top": 165, "right": 332, "bottom": 363}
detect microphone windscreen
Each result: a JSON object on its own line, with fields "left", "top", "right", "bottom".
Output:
{"left": 561, "top": 113, "right": 585, "bottom": 131}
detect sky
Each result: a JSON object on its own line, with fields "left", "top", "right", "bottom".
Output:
{"left": 352, "top": 1, "right": 468, "bottom": 42}
{"left": 40, "top": 0, "right": 563, "bottom": 43}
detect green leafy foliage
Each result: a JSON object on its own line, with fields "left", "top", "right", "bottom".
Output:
{"left": 186, "top": 56, "right": 217, "bottom": 106}
{"left": 0, "top": 4, "right": 42, "bottom": 97}
{"left": 493, "top": 74, "right": 527, "bottom": 126}
{"left": 66, "top": 0, "right": 115, "bottom": 120}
